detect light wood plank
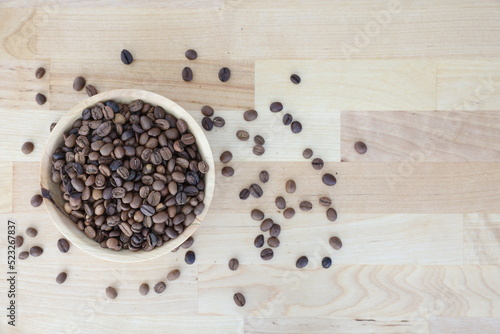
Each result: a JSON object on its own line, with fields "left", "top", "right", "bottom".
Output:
{"left": 0, "top": 8, "right": 37, "bottom": 60}
{"left": 0, "top": 0, "right": 224, "bottom": 8}
{"left": 430, "top": 317, "right": 500, "bottom": 334}
{"left": 0, "top": 162, "right": 13, "bottom": 213}
{"left": 464, "top": 213, "right": 500, "bottom": 265}
{"left": 341, "top": 110, "right": 500, "bottom": 162}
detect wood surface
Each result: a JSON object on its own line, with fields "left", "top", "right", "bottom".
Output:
{"left": 0, "top": 1, "right": 499, "bottom": 333}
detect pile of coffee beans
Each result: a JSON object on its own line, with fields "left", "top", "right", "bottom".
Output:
{"left": 48, "top": 99, "right": 209, "bottom": 252}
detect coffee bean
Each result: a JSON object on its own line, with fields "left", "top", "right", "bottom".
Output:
{"left": 73, "top": 76, "right": 86, "bottom": 91}
{"left": 260, "top": 248, "right": 273, "bottom": 260}
{"left": 291, "top": 121, "right": 302, "bottom": 133}
{"left": 228, "top": 258, "right": 239, "bottom": 271}
{"left": 236, "top": 130, "right": 249, "bottom": 141}
{"left": 275, "top": 196, "right": 286, "bottom": 210}
{"left": 22, "top": 142, "right": 34, "bottom": 155}
{"left": 19, "top": 251, "right": 29, "bottom": 260}
{"left": 181, "top": 237, "right": 194, "bottom": 249}
{"left": 270, "top": 224, "right": 281, "bottom": 238}
{"left": 30, "top": 194, "right": 43, "bottom": 207}
{"left": 50, "top": 123, "right": 57, "bottom": 132}
{"left": 30, "top": 246, "right": 43, "bottom": 257}
{"left": 84, "top": 226, "right": 96, "bottom": 239}
{"left": 282, "top": 113, "right": 293, "bottom": 125}
{"left": 139, "top": 283, "right": 150, "bottom": 295}
{"left": 296, "top": 256, "right": 308, "bottom": 268}
{"left": 185, "top": 250, "right": 196, "bottom": 264}
{"left": 283, "top": 207, "right": 295, "bottom": 219}
{"left": 322, "top": 173, "right": 337, "bottom": 186}
{"left": 202, "top": 117, "right": 214, "bottom": 131}
{"left": 254, "top": 235, "right": 264, "bottom": 248}
{"left": 355, "top": 141, "right": 367, "bottom": 154}
{"left": 218, "top": 67, "right": 231, "bottom": 82}
{"left": 201, "top": 105, "right": 214, "bottom": 117}
{"left": 220, "top": 151, "right": 233, "bottom": 163}
{"left": 106, "top": 286, "right": 118, "bottom": 299}
{"left": 285, "top": 180, "right": 296, "bottom": 193}
{"left": 319, "top": 197, "right": 332, "bottom": 207}
{"left": 302, "top": 148, "right": 313, "bottom": 159}
{"left": 233, "top": 292, "right": 246, "bottom": 307}
{"left": 251, "top": 209, "right": 264, "bottom": 221}
{"left": 329, "top": 236, "right": 342, "bottom": 250}
{"left": 260, "top": 218, "right": 274, "bottom": 232}
{"left": 249, "top": 184, "right": 263, "bottom": 198}
{"left": 253, "top": 145, "right": 265, "bottom": 156}
{"left": 213, "top": 116, "right": 225, "bottom": 127}
{"left": 26, "top": 227, "right": 37, "bottom": 237}
{"left": 56, "top": 272, "right": 67, "bottom": 284}
{"left": 121, "top": 49, "right": 133, "bottom": 65}
{"left": 290, "top": 74, "right": 301, "bottom": 84}
{"left": 167, "top": 269, "right": 181, "bottom": 281}
{"left": 270, "top": 102, "right": 283, "bottom": 112}
{"left": 244, "top": 109, "right": 258, "bottom": 121}
{"left": 221, "top": 166, "right": 234, "bottom": 177}
{"left": 35, "top": 67, "right": 46, "bottom": 79}
{"left": 322, "top": 257, "right": 332, "bottom": 268}
{"left": 15, "top": 236, "right": 23, "bottom": 248}
{"left": 35, "top": 93, "right": 46, "bottom": 105}
{"left": 129, "top": 99, "right": 143, "bottom": 112}
{"left": 326, "top": 208, "right": 337, "bottom": 222}
{"left": 299, "top": 201, "right": 312, "bottom": 211}
{"left": 239, "top": 188, "right": 250, "bottom": 200}
{"left": 312, "top": 158, "right": 324, "bottom": 170}
{"left": 267, "top": 237, "right": 280, "bottom": 248}
{"left": 259, "top": 170, "right": 269, "bottom": 183}
{"left": 57, "top": 238, "right": 70, "bottom": 253}
{"left": 182, "top": 67, "right": 193, "bottom": 81}
{"left": 185, "top": 49, "right": 198, "bottom": 60}
{"left": 86, "top": 85, "right": 97, "bottom": 97}
{"left": 254, "top": 135, "right": 265, "bottom": 145}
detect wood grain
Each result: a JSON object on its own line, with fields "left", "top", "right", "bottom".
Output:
{"left": 464, "top": 213, "right": 500, "bottom": 265}
{"left": 0, "top": 162, "right": 12, "bottom": 213}
{"left": 430, "top": 317, "right": 500, "bottom": 334}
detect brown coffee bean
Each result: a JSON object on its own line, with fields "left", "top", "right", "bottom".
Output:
{"left": 302, "top": 148, "right": 313, "bottom": 159}
{"left": 239, "top": 188, "right": 250, "bottom": 200}
{"left": 57, "top": 238, "right": 70, "bottom": 253}
{"left": 233, "top": 292, "right": 246, "bottom": 307}
{"left": 249, "top": 184, "right": 263, "bottom": 198}
{"left": 312, "top": 158, "right": 324, "bottom": 170}
{"left": 327, "top": 208, "right": 338, "bottom": 222}
{"left": 254, "top": 135, "right": 265, "bottom": 145}
{"left": 106, "top": 286, "right": 118, "bottom": 299}
{"left": 221, "top": 166, "right": 234, "bottom": 177}
{"left": 253, "top": 145, "right": 265, "bottom": 156}
{"left": 254, "top": 234, "right": 264, "bottom": 248}
{"left": 299, "top": 201, "right": 312, "bottom": 211}
{"left": 19, "top": 251, "right": 29, "bottom": 260}
{"left": 84, "top": 226, "right": 96, "bottom": 239}
{"left": 167, "top": 269, "right": 181, "bottom": 281}
{"left": 283, "top": 207, "right": 295, "bottom": 219}
{"left": 236, "top": 130, "right": 249, "bottom": 141}
{"left": 120, "top": 49, "right": 133, "bottom": 65}
{"left": 322, "top": 257, "right": 332, "bottom": 268}
{"left": 35, "top": 93, "right": 46, "bottom": 105}
{"left": 50, "top": 122, "right": 57, "bottom": 132}
{"left": 129, "top": 99, "right": 143, "bottom": 112}
{"left": 86, "top": 85, "right": 97, "bottom": 97}
{"left": 355, "top": 141, "right": 367, "bottom": 154}
{"left": 56, "top": 272, "right": 67, "bottom": 284}
{"left": 185, "top": 250, "right": 196, "bottom": 264}
{"left": 30, "top": 246, "right": 43, "bottom": 257}
{"left": 35, "top": 67, "right": 46, "bottom": 79}
{"left": 22, "top": 142, "right": 34, "bottom": 154}
{"left": 202, "top": 117, "right": 213, "bottom": 131}
{"left": 201, "top": 105, "right": 214, "bottom": 116}
{"left": 15, "top": 236, "right": 23, "bottom": 248}
{"left": 181, "top": 237, "right": 194, "bottom": 249}
{"left": 296, "top": 256, "right": 308, "bottom": 268}
{"left": 213, "top": 116, "right": 225, "bottom": 127}
{"left": 290, "top": 74, "right": 301, "bottom": 84}
{"left": 260, "top": 248, "right": 273, "bottom": 260}
{"left": 329, "top": 236, "right": 342, "bottom": 250}
{"left": 243, "top": 109, "right": 258, "bottom": 121}
{"left": 260, "top": 218, "right": 274, "bottom": 232}
{"left": 228, "top": 258, "right": 239, "bottom": 271}
{"left": 270, "top": 224, "right": 281, "bottom": 237}
{"left": 220, "top": 151, "right": 233, "bottom": 163}
{"left": 218, "top": 67, "right": 231, "bottom": 82}
{"left": 185, "top": 49, "right": 198, "bottom": 60}
{"left": 319, "top": 197, "right": 332, "bottom": 207}
{"left": 251, "top": 209, "right": 264, "bottom": 221}
{"left": 270, "top": 102, "right": 283, "bottom": 112}
{"left": 198, "top": 161, "right": 210, "bottom": 173}
{"left": 285, "top": 180, "right": 296, "bottom": 193}
{"left": 282, "top": 113, "right": 293, "bottom": 125}
{"left": 259, "top": 170, "right": 269, "bottom": 183}
{"left": 31, "top": 194, "right": 43, "bottom": 207}
{"left": 182, "top": 67, "right": 193, "bottom": 81}
{"left": 139, "top": 283, "right": 150, "bottom": 295}
{"left": 322, "top": 173, "right": 337, "bottom": 186}
{"left": 26, "top": 227, "right": 37, "bottom": 237}
{"left": 291, "top": 121, "right": 302, "bottom": 133}
{"left": 73, "top": 76, "right": 86, "bottom": 91}
{"left": 275, "top": 196, "right": 286, "bottom": 210}
{"left": 267, "top": 237, "right": 280, "bottom": 248}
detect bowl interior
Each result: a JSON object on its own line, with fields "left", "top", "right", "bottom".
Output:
{"left": 40, "top": 89, "right": 215, "bottom": 262}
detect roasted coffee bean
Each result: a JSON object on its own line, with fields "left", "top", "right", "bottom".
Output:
{"left": 120, "top": 49, "right": 133, "bottom": 65}
{"left": 35, "top": 67, "right": 46, "bottom": 79}
{"left": 355, "top": 141, "right": 367, "bottom": 154}
{"left": 270, "top": 224, "right": 281, "bottom": 237}
{"left": 270, "top": 102, "right": 283, "bottom": 112}
{"left": 220, "top": 151, "right": 233, "bottom": 163}
{"left": 291, "top": 121, "right": 302, "bottom": 133}
{"left": 185, "top": 250, "right": 196, "bottom": 264}
{"left": 299, "top": 201, "right": 312, "bottom": 211}
{"left": 35, "top": 93, "right": 46, "bottom": 105}
{"left": 312, "top": 158, "right": 324, "bottom": 170}
{"left": 322, "top": 257, "right": 332, "bottom": 268}
{"left": 201, "top": 105, "right": 214, "bottom": 117}
{"left": 86, "top": 85, "right": 97, "bottom": 97}
{"left": 213, "top": 116, "right": 225, "bottom": 128}
{"left": 106, "top": 286, "right": 118, "bottom": 299}
{"left": 185, "top": 49, "right": 198, "bottom": 60}
{"left": 84, "top": 226, "right": 96, "bottom": 239}
{"left": 30, "top": 246, "right": 43, "bottom": 257}
{"left": 302, "top": 148, "right": 313, "bottom": 159}
{"left": 285, "top": 180, "right": 296, "bottom": 193}
{"left": 129, "top": 99, "right": 143, "bottom": 112}
{"left": 322, "top": 173, "right": 337, "bottom": 186}
{"left": 221, "top": 166, "right": 234, "bottom": 177}
{"left": 22, "top": 142, "right": 34, "bottom": 155}
{"left": 218, "top": 67, "right": 231, "bottom": 82}
{"left": 73, "top": 76, "right": 86, "bottom": 91}
{"left": 57, "top": 238, "right": 70, "bottom": 253}
{"left": 56, "top": 272, "right": 67, "bottom": 284}
{"left": 282, "top": 113, "right": 293, "bottom": 125}
{"left": 15, "top": 236, "right": 23, "bottom": 248}
{"left": 182, "top": 67, "right": 193, "bottom": 81}
{"left": 254, "top": 135, "right": 265, "bottom": 145}
{"left": 249, "top": 184, "right": 263, "bottom": 198}
{"left": 139, "top": 283, "right": 150, "bottom": 295}
{"left": 275, "top": 196, "right": 286, "bottom": 210}
{"left": 26, "top": 227, "right": 37, "bottom": 237}
{"left": 319, "top": 197, "right": 332, "bottom": 207}
{"left": 31, "top": 194, "right": 43, "bottom": 207}
{"left": 260, "top": 248, "right": 273, "bottom": 260}
{"left": 329, "top": 236, "right": 342, "bottom": 250}
{"left": 233, "top": 292, "right": 246, "bottom": 307}
{"left": 239, "top": 188, "right": 250, "bottom": 200}
{"left": 290, "top": 74, "right": 301, "bottom": 84}
{"left": 259, "top": 170, "right": 269, "bottom": 183}
{"left": 260, "top": 218, "right": 274, "bottom": 232}
{"left": 154, "top": 281, "right": 167, "bottom": 294}
{"left": 167, "top": 269, "right": 181, "bottom": 281}
{"left": 19, "top": 251, "right": 29, "bottom": 260}
{"left": 253, "top": 145, "right": 265, "bottom": 156}
{"left": 283, "top": 207, "right": 295, "bottom": 219}
{"left": 296, "top": 256, "right": 308, "bottom": 268}
{"left": 244, "top": 109, "right": 258, "bottom": 121}
{"left": 202, "top": 117, "right": 213, "bottom": 131}
{"left": 267, "top": 237, "right": 280, "bottom": 248}
{"left": 251, "top": 209, "right": 265, "bottom": 221}
{"left": 181, "top": 237, "right": 194, "bottom": 249}
{"left": 254, "top": 234, "right": 264, "bottom": 248}
{"left": 228, "top": 258, "right": 239, "bottom": 271}
{"left": 326, "top": 208, "right": 337, "bottom": 222}
{"left": 236, "top": 130, "right": 249, "bottom": 141}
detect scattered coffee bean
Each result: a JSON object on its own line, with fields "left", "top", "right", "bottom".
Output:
{"left": 355, "top": 141, "right": 367, "bottom": 154}
{"left": 285, "top": 180, "right": 296, "bottom": 193}
{"left": 260, "top": 218, "right": 274, "bottom": 232}
{"left": 275, "top": 196, "right": 286, "bottom": 210}
{"left": 185, "top": 49, "right": 198, "bottom": 60}
{"left": 319, "top": 197, "right": 332, "bottom": 207}
{"left": 233, "top": 292, "right": 246, "bottom": 307}
{"left": 253, "top": 145, "right": 265, "bottom": 156}
{"left": 202, "top": 117, "right": 214, "bottom": 131}
{"left": 57, "top": 238, "right": 70, "bottom": 253}
{"left": 19, "top": 251, "right": 29, "bottom": 260}
{"left": 291, "top": 121, "right": 302, "bottom": 133}
{"left": 299, "top": 201, "right": 312, "bottom": 211}
{"left": 50, "top": 122, "right": 57, "bottom": 132}
{"left": 296, "top": 256, "right": 308, "bottom": 268}
{"left": 181, "top": 237, "right": 194, "bottom": 249}
{"left": 267, "top": 237, "right": 280, "bottom": 248}
{"left": 167, "top": 269, "right": 181, "bottom": 281}
{"left": 283, "top": 207, "right": 295, "bottom": 219}
{"left": 270, "top": 102, "right": 283, "bottom": 112}
{"left": 220, "top": 151, "right": 233, "bottom": 163}
{"left": 228, "top": 258, "right": 239, "bottom": 271}
{"left": 326, "top": 208, "right": 338, "bottom": 222}
{"left": 251, "top": 209, "right": 264, "bottom": 221}
{"left": 218, "top": 67, "right": 231, "bottom": 82}
{"left": 254, "top": 234, "right": 264, "bottom": 248}
{"left": 139, "top": 283, "right": 150, "bottom": 295}
{"left": 236, "top": 130, "right": 249, "bottom": 141}
{"left": 322, "top": 257, "right": 332, "bottom": 268}
{"left": 302, "top": 148, "right": 313, "bottom": 159}
{"left": 73, "top": 76, "right": 86, "bottom": 91}
{"left": 30, "top": 246, "right": 43, "bottom": 257}
{"left": 30, "top": 194, "right": 43, "bottom": 207}
{"left": 120, "top": 49, "right": 133, "bottom": 65}
{"left": 35, "top": 67, "right": 46, "bottom": 79}
{"left": 260, "top": 248, "right": 274, "bottom": 260}
{"left": 259, "top": 170, "right": 269, "bottom": 183}
{"left": 282, "top": 113, "right": 293, "bottom": 125}
{"left": 26, "top": 227, "right": 37, "bottom": 237}
{"left": 322, "top": 173, "right": 337, "bottom": 186}
{"left": 249, "top": 184, "right": 263, "bottom": 198}
{"left": 56, "top": 272, "right": 67, "bottom": 284}
{"left": 22, "top": 142, "right": 34, "bottom": 155}
{"left": 312, "top": 158, "right": 324, "bottom": 170}
{"left": 35, "top": 93, "right": 46, "bottom": 105}
{"left": 254, "top": 135, "right": 265, "bottom": 145}
{"left": 329, "top": 236, "right": 342, "bottom": 250}
{"left": 213, "top": 116, "right": 225, "bottom": 127}
{"left": 185, "top": 250, "right": 196, "bottom": 264}
{"left": 106, "top": 286, "right": 118, "bottom": 299}
{"left": 201, "top": 105, "right": 214, "bottom": 117}
{"left": 239, "top": 188, "right": 250, "bottom": 200}
{"left": 182, "top": 67, "right": 193, "bottom": 81}
{"left": 15, "top": 236, "right": 23, "bottom": 248}
{"left": 244, "top": 109, "right": 258, "bottom": 121}
{"left": 269, "top": 224, "right": 281, "bottom": 237}
{"left": 85, "top": 84, "right": 97, "bottom": 97}
{"left": 290, "top": 74, "right": 301, "bottom": 84}
{"left": 221, "top": 166, "right": 234, "bottom": 177}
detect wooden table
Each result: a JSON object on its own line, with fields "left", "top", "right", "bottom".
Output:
{"left": 1, "top": 1, "right": 499, "bottom": 333}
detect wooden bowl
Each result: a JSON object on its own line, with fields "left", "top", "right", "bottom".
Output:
{"left": 40, "top": 89, "right": 215, "bottom": 262}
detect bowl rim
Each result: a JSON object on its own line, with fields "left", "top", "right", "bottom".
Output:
{"left": 40, "top": 89, "right": 215, "bottom": 262}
